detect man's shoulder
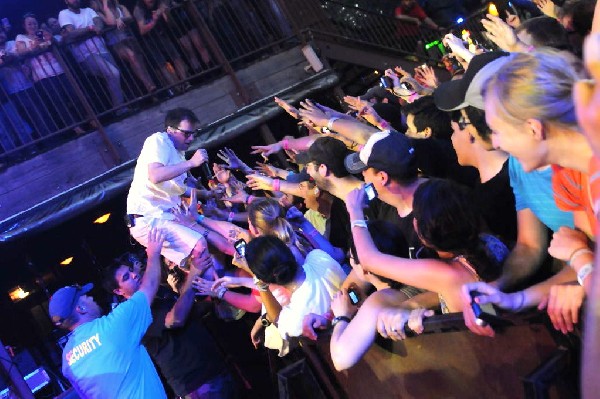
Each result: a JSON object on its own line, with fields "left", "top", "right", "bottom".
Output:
{"left": 58, "top": 9, "right": 71, "bottom": 20}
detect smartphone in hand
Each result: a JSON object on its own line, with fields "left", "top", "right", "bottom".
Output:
{"left": 364, "top": 183, "right": 378, "bottom": 203}
{"left": 234, "top": 239, "right": 247, "bottom": 257}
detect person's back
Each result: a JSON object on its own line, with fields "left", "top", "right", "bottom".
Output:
{"left": 62, "top": 291, "right": 166, "bottom": 399}
{"left": 277, "top": 249, "right": 346, "bottom": 338}
{"left": 142, "top": 291, "right": 229, "bottom": 397}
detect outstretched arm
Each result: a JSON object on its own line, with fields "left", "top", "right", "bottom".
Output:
{"left": 139, "top": 228, "right": 165, "bottom": 304}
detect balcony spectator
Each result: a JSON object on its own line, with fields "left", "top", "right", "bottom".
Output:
{"left": 134, "top": 0, "right": 190, "bottom": 91}
{"left": 16, "top": 13, "right": 84, "bottom": 133}
{"left": 168, "top": 1, "right": 212, "bottom": 71}
{"left": 89, "top": 0, "right": 157, "bottom": 94}
{"left": 46, "top": 17, "right": 63, "bottom": 42}
{"left": 58, "top": 0, "right": 127, "bottom": 114}
{"left": 0, "top": 24, "right": 52, "bottom": 141}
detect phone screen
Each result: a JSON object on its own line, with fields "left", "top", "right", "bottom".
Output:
{"left": 364, "top": 183, "right": 377, "bottom": 202}
{"left": 234, "top": 239, "right": 246, "bottom": 257}
{"left": 348, "top": 289, "right": 360, "bottom": 305}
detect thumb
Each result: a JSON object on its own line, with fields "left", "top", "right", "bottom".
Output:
{"left": 538, "top": 296, "right": 549, "bottom": 311}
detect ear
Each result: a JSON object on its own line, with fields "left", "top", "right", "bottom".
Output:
{"left": 113, "top": 288, "right": 123, "bottom": 297}
{"left": 377, "top": 170, "right": 390, "bottom": 186}
{"left": 318, "top": 163, "right": 329, "bottom": 177}
{"left": 420, "top": 127, "right": 432, "bottom": 139}
{"left": 527, "top": 119, "right": 545, "bottom": 141}
{"left": 75, "top": 304, "right": 87, "bottom": 314}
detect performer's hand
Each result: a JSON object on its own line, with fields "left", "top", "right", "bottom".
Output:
{"left": 189, "top": 149, "right": 208, "bottom": 168}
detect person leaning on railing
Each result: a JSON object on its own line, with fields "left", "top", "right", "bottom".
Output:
{"left": 90, "top": 0, "right": 157, "bottom": 94}
{"left": 58, "top": 0, "right": 128, "bottom": 115}
{"left": 0, "top": 24, "right": 47, "bottom": 143}
{"left": 133, "top": 0, "right": 190, "bottom": 90}
{"left": 16, "top": 13, "right": 84, "bottom": 134}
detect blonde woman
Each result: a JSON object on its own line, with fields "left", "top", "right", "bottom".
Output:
{"left": 463, "top": 51, "right": 597, "bottom": 337}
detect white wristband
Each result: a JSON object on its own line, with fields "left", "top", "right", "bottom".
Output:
{"left": 327, "top": 117, "right": 340, "bottom": 131}
{"left": 351, "top": 220, "right": 368, "bottom": 229}
{"left": 577, "top": 263, "right": 593, "bottom": 286}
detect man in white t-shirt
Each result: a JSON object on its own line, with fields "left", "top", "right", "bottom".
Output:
{"left": 58, "top": 0, "right": 125, "bottom": 112}
{"left": 127, "top": 107, "right": 215, "bottom": 267}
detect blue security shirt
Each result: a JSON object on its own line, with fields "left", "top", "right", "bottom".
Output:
{"left": 62, "top": 291, "right": 166, "bottom": 399}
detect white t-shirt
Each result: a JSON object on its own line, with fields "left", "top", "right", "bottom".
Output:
{"left": 58, "top": 7, "right": 108, "bottom": 61}
{"left": 127, "top": 132, "right": 187, "bottom": 219}
{"left": 15, "top": 35, "right": 63, "bottom": 81}
{"left": 264, "top": 249, "right": 345, "bottom": 355}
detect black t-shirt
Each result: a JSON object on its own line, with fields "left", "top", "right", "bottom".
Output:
{"left": 328, "top": 196, "right": 352, "bottom": 255}
{"left": 411, "top": 138, "right": 479, "bottom": 188}
{"left": 473, "top": 160, "right": 517, "bottom": 244}
{"left": 368, "top": 200, "right": 418, "bottom": 255}
{"left": 143, "top": 289, "right": 226, "bottom": 396}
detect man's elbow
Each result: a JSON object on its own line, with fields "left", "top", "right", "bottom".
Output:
{"left": 147, "top": 172, "right": 161, "bottom": 185}
{"left": 331, "top": 348, "right": 357, "bottom": 371}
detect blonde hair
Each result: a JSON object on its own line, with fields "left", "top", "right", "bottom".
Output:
{"left": 248, "top": 198, "right": 310, "bottom": 256}
{"left": 482, "top": 51, "right": 581, "bottom": 131}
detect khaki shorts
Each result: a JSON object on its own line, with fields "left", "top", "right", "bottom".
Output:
{"left": 129, "top": 216, "right": 204, "bottom": 267}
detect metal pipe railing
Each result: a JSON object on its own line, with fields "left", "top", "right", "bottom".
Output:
{"left": 0, "top": 0, "right": 505, "bottom": 165}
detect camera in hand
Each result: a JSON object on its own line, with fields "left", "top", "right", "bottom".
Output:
{"left": 35, "top": 30, "right": 44, "bottom": 41}
{"left": 379, "top": 76, "right": 394, "bottom": 89}
{"left": 234, "top": 239, "right": 247, "bottom": 257}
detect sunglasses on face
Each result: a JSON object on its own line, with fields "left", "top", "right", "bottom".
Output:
{"left": 171, "top": 127, "right": 197, "bottom": 138}
{"left": 457, "top": 116, "right": 472, "bottom": 131}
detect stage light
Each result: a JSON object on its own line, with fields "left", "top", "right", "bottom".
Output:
{"left": 456, "top": 17, "right": 464, "bottom": 24}
{"left": 60, "top": 257, "right": 74, "bottom": 266}
{"left": 9, "top": 286, "right": 30, "bottom": 302}
{"left": 93, "top": 213, "right": 111, "bottom": 224}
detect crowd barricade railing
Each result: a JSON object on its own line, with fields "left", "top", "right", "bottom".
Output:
{"left": 290, "top": 310, "right": 579, "bottom": 399}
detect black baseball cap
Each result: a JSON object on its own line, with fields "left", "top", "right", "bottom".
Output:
{"left": 344, "top": 131, "right": 417, "bottom": 179}
{"left": 434, "top": 51, "right": 514, "bottom": 111}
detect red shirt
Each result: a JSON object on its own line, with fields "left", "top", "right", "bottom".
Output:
{"left": 394, "top": 4, "right": 428, "bottom": 36}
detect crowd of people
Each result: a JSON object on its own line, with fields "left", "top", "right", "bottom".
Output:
{"left": 0, "top": 0, "right": 290, "bottom": 157}
{"left": 45, "top": 0, "right": 600, "bottom": 397}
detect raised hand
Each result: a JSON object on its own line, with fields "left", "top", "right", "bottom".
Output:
{"left": 246, "top": 174, "right": 275, "bottom": 191}
{"left": 414, "top": 65, "right": 439, "bottom": 89}
{"left": 298, "top": 100, "right": 329, "bottom": 128}
{"left": 216, "top": 147, "right": 245, "bottom": 170}
{"left": 481, "top": 14, "right": 518, "bottom": 52}
{"left": 250, "top": 142, "right": 282, "bottom": 157}
{"left": 146, "top": 228, "right": 165, "bottom": 258}
{"left": 255, "top": 162, "right": 284, "bottom": 178}
{"left": 274, "top": 96, "right": 300, "bottom": 119}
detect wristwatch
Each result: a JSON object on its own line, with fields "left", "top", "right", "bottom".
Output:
{"left": 331, "top": 315, "right": 351, "bottom": 328}
{"left": 260, "top": 314, "right": 272, "bottom": 327}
